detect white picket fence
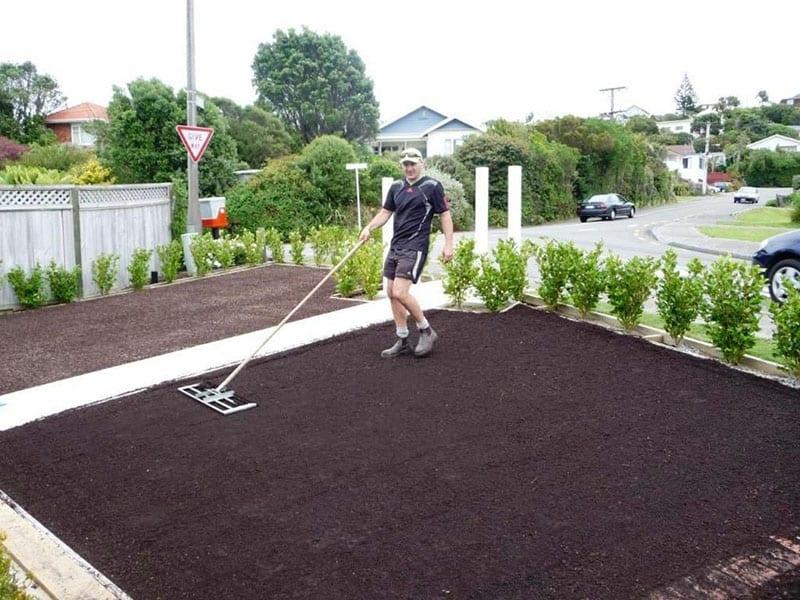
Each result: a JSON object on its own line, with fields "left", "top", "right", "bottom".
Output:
{"left": 0, "top": 184, "right": 172, "bottom": 309}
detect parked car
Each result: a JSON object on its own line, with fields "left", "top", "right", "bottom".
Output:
{"left": 734, "top": 186, "right": 760, "bottom": 204}
{"left": 714, "top": 181, "right": 731, "bottom": 192}
{"left": 752, "top": 229, "right": 800, "bottom": 302}
{"left": 577, "top": 194, "right": 635, "bottom": 222}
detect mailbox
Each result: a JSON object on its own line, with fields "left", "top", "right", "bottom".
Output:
{"left": 199, "top": 196, "right": 228, "bottom": 229}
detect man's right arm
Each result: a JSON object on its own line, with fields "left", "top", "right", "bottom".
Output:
{"left": 359, "top": 208, "right": 393, "bottom": 242}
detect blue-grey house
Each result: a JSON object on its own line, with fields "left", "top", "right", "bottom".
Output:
{"left": 372, "top": 106, "right": 482, "bottom": 157}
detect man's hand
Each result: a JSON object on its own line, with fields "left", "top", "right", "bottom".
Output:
{"left": 441, "top": 241, "right": 454, "bottom": 263}
{"left": 358, "top": 227, "right": 371, "bottom": 242}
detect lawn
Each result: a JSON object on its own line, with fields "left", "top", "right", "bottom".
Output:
{"left": 699, "top": 207, "right": 796, "bottom": 242}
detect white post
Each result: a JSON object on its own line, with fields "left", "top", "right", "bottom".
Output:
{"left": 381, "top": 177, "right": 394, "bottom": 259}
{"left": 355, "top": 168, "right": 362, "bottom": 230}
{"left": 507, "top": 165, "right": 522, "bottom": 246}
{"left": 475, "top": 167, "right": 489, "bottom": 254}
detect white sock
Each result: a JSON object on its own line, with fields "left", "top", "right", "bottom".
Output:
{"left": 416, "top": 318, "right": 429, "bottom": 331}
{"left": 396, "top": 327, "right": 409, "bottom": 339}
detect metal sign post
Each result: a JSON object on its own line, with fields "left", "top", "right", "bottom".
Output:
{"left": 346, "top": 162, "right": 368, "bottom": 229}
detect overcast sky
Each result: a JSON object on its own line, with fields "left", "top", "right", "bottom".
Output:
{"left": 2, "top": 0, "right": 797, "bottom": 128}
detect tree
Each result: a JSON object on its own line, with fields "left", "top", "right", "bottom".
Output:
{"left": 757, "top": 90, "right": 770, "bottom": 105}
{"left": 211, "top": 97, "right": 297, "bottom": 168}
{"left": 252, "top": 28, "right": 379, "bottom": 143}
{"left": 691, "top": 113, "right": 722, "bottom": 136}
{"left": 674, "top": 74, "right": 699, "bottom": 116}
{"left": 99, "top": 78, "right": 238, "bottom": 196}
{"left": 0, "top": 61, "right": 65, "bottom": 144}
{"left": 625, "top": 115, "right": 659, "bottom": 135}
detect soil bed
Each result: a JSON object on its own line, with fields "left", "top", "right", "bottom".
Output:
{"left": 0, "top": 306, "right": 798, "bottom": 599}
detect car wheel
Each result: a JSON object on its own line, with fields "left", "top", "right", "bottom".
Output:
{"left": 579, "top": 217, "right": 587, "bottom": 223}
{"left": 734, "top": 198, "right": 739, "bottom": 203}
{"left": 628, "top": 207, "right": 635, "bottom": 218}
{"left": 768, "top": 259, "right": 800, "bottom": 303}
{"left": 610, "top": 209, "right": 616, "bottom": 220}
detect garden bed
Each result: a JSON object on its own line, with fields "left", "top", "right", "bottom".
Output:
{"left": 0, "top": 264, "right": 354, "bottom": 395}
{"left": 0, "top": 306, "right": 797, "bottom": 598}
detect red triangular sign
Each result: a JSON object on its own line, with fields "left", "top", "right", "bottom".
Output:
{"left": 176, "top": 125, "right": 214, "bottom": 162}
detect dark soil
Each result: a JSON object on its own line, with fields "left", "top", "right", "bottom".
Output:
{"left": 0, "top": 306, "right": 797, "bottom": 599}
{"left": 0, "top": 265, "right": 353, "bottom": 395}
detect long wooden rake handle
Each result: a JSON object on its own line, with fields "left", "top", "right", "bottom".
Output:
{"left": 217, "top": 239, "right": 366, "bottom": 391}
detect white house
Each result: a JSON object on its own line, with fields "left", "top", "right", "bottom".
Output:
{"left": 746, "top": 134, "right": 800, "bottom": 152}
{"left": 664, "top": 144, "right": 707, "bottom": 184}
{"left": 612, "top": 105, "right": 650, "bottom": 122}
{"left": 657, "top": 118, "right": 693, "bottom": 136}
{"left": 372, "top": 106, "right": 482, "bottom": 157}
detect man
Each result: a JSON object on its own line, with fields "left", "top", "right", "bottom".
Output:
{"left": 358, "top": 147, "right": 454, "bottom": 357}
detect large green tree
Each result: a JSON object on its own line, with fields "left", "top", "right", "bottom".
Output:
{"left": 252, "top": 28, "right": 379, "bottom": 143}
{"left": 674, "top": 74, "right": 699, "bottom": 116}
{"left": 0, "top": 61, "right": 65, "bottom": 144}
{"left": 99, "top": 78, "right": 238, "bottom": 196}
{"left": 211, "top": 97, "right": 297, "bottom": 168}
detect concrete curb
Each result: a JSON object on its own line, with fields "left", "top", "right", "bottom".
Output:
{"left": 521, "top": 293, "right": 795, "bottom": 386}
{"left": 649, "top": 226, "right": 752, "bottom": 260}
{"left": 0, "top": 490, "right": 132, "bottom": 599}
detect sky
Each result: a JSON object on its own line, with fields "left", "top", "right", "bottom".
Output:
{"left": 2, "top": 0, "right": 798, "bottom": 128}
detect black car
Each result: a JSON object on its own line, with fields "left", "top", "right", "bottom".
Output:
{"left": 577, "top": 194, "right": 635, "bottom": 222}
{"left": 752, "top": 229, "right": 800, "bottom": 302}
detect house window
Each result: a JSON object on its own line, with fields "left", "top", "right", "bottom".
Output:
{"left": 682, "top": 157, "right": 689, "bottom": 168}
{"left": 70, "top": 123, "right": 96, "bottom": 146}
{"left": 675, "top": 126, "right": 684, "bottom": 131}
{"left": 777, "top": 145, "right": 797, "bottom": 152}
{"left": 699, "top": 158, "right": 705, "bottom": 169}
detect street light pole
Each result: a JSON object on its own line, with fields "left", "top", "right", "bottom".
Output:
{"left": 186, "top": 0, "right": 200, "bottom": 233}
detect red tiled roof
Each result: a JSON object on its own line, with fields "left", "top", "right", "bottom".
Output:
{"left": 665, "top": 144, "right": 695, "bottom": 156}
{"left": 45, "top": 102, "right": 108, "bottom": 124}
{"left": 707, "top": 172, "right": 732, "bottom": 184}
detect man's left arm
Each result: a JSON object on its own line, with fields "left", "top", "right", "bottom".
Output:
{"left": 432, "top": 182, "right": 454, "bottom": 262}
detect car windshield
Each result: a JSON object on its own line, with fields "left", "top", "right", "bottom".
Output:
{"left": 740, "top": 187, "right": 756, "bottom": 193}
{"left": 586, "top": 194, "right": 612, "bottom": 203}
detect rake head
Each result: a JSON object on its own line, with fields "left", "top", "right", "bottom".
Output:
{"left": 178, "top": 381, "right": 257, "bottom": 415}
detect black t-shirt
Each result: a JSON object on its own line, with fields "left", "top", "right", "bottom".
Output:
{"left": 383, "top": 176, "right": 449, "bottom": 251}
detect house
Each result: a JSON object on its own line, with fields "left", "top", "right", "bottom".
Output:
{"left": 746, "top": 134, "right": 800, "bottom": 152}
{"left": 657, "top": 118, "right": 693, "bottom": 136}
{"left": 779, "top": 93, "right": 800, "bottom": 107}
{"left": 663, "top": 144, "right": 707, "bottom": 184}
{"left": 372, "top": 106, "right": 482, "bottom": 157}
{"left": 45, "top": 102, "right": 108, "bottom": 147}
{"left": 611, "top": 105, "right": 650, "bottom": 122}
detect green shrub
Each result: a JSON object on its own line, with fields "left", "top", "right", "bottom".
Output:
{"left": 239, "top": 229, "right": 267, "bottom": 266}
{"left": 127, "top": 248, "right": 152, "bottom": 290}
{"left": 309, "top": 227, "right": 328, "bottom": 266}
{"left": 790, "top": 192, "right": 800, "bottom": 225}
{"left": 47, "top": 261, "right": 81, "bottom": 303}
{"left": 605, "top": 254, "right": 658, "bottom": 331}
{"left": 442, "top": 238, "right": 479, "bottom": 307}
{"left": 18, "top": 143, "right": 93, "bottom": 172}
{"left": 7, "top": 264, "right": 46, "bottom": 309}
{"left": 296, "top": 135, "right": 357, "bottom": 211}
{"left": 156, "top": 239, "right": 183, "bottom": 283}
{"left": 792, "top": 174, "right": 800, "bottom": 191}
{"left": 354, "top": 238, "right": 383, "bottom": 300}
{"left": 488, "top": 207, "right": 507, "bottom": 227}
{"left": 70, "top": 158, "right": 115, "bottom": 184}
{"left": 361, "top": 156, "right": 402, "bottom": 208}
{"left": 425, "top": 166, "right": 472, "bottom": 232}
{"left": 212, "top": 234, "right": 236, "bottom": 268}
{"left": 567, "top": 243, "right": 606, "bottom": 317}
{"left": 473, "top": 239, "right": 533, "bottom": 311}
{"left": 740, "top": 149, "right": 800, "bottom": 187}
{"left": 265, "top": 227, "right": 284, "bottom": 263}
{"left": 225, "top": 156, "right": 323, "bottom": 236}
{"left": 92, "top": 253, "right": 120, "bottom": 295}
{"left": 189, "top": 233, "right": 216, "bottom": 277}
{"left": 289, "top": 230, "right": 305, "bottom": 265}
{"left": 656, "top": 250, "right": 705, "bottom": 344}
{"left": 0, "top": 165, "right": 72, "bottom": 185}
{"left": 332, "top": 236, "right": 359, "bottom": 297}
{"left": 770, "top": 285, "right": 800, "bottom": 377}
{"left": 533, "top": 239, "right": 581, "bottom": 309}
{"left": 701, "top": 257, "right": 763, "bottom": 364}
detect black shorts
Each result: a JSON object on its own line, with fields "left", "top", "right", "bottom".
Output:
{"left": 383, "top": 247, "right": 428, "bottom": 284}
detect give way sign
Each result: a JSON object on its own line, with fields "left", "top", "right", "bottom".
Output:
{"left": 176, "top": 125, "right": 214, "bottom": 162}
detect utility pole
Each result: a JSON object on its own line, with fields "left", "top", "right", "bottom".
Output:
{"left": 703, "top": 122, "right": 711, "bottom": 195}
{"left": 186, "top": 0, "right": 200, "bottom": 233}
{"left": 599, "top": 86, "right": 626, "bottom": 120}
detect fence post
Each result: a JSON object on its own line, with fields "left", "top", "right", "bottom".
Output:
{"left": 507, "top": 165, "right": 522, "bottom": 246}
{"left": 71, "top": 187, "right": 83, "bottom": 297}
{"left": 475, "top": 167, "right": 489, "bottom": 254}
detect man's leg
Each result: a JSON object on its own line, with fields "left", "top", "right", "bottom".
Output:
{"left": 381, "top": 277, "right": 412, "bottom": 358}
{"left": 389, "top": 277, "right": 424, "bottom": 324}
{"left": 391, "top": 277, "right": 437, "bottom": 357}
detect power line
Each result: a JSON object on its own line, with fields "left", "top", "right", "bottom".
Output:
{"left": 599, "top": 86, "right": 626, "bottom": 119}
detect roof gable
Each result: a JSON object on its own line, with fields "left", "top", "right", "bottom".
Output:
{"left": 379, "top": 106, "right": 448, "bottom": 136}
{"left": 426, "top": 118, "right": 481, "bottom": 134}
{"left": 46, "top": 102, "right": 108, "bottom": 124}
{"left": 747, "top": 134, "right": 800, "bottom": 147}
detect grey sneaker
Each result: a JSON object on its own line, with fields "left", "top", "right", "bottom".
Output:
{"left": 381, "top": 337, "right": 411, "bottom": 358}
{"left": 414, "top": 328, "right": 438, "bottom": 357}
